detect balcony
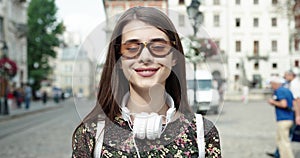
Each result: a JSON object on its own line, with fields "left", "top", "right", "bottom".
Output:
{"left": 246, "top": 54, "right": 269, "bottom": 61}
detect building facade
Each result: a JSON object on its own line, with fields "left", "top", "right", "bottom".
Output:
{"left": 0, "top": 0, "right": 28, "bottom": 87}
{"left": 102, "top": 0, "right": 291, "bottom": 93}
{"left": 292, "top": 0, "right": 300, "bottom": 74}
{"left": 171, "top": 0, "right": 290, "bottom": 92}
{"left": 52, "top": 32, "right": 94, "bottom": 98}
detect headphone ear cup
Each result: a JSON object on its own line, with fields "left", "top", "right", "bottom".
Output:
{"left": 146, "top": 113, "right": 162, "bottom": 140}
{"left": 166, "top": 108, "right": 176, "bottom": 122}
{"left": 133, "top": 114, "right": 147, "bottom": 139}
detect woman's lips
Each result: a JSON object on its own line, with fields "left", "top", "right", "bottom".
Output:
{"left": 134, "top": 68, "right": 159, "bottom": 77}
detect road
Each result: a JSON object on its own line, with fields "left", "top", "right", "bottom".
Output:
{"left": 0, "top": 98, "right": 299, "bottom": 158}
{"left": 0, "top": 98, "right": 95, "bottom": 158}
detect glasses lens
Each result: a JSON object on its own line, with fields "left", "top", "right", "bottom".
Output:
{"left": 120, "top": 40, "right": 173, "bottom": 58}
{"left": 149, "top": 41, "right": 172, "bottom": 56}
{"left": 121, "top": 42, "right": 141, "bottom": 58}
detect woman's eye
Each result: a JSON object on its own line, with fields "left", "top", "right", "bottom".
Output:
{"left": 151, "top": 45, "right": 166, "bottom": 51}
{"left": 127, "top": 47, "right": 139, "bottom": 52}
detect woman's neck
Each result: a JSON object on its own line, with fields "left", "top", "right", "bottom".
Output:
{"left": 127, "top": 84, "right": 169, "bottom": 115}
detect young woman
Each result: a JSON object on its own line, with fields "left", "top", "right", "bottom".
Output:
{"left": 72, "top": 7, "right": 221, "bottom": 158}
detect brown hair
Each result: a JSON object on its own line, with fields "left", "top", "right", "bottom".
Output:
{"left": 84, "top": 7, "right": 191, "bottom": 123}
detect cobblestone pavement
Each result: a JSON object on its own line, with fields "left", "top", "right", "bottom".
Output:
{"left": 0, "top": 98, "right": 95, "bottom": 158}
{"left": 206, "top": 100, "right": 300, "bottom": 158}
{"left": 0, "top": 98, "right": 299, "bottom": 158}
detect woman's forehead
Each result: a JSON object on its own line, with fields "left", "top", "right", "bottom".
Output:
{"left": 121, "top": 20, "right": 169, "bottom": 41}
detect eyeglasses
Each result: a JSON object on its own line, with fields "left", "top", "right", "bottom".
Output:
{"left": 118, "top": 39, "right": 175, "bottom": 59}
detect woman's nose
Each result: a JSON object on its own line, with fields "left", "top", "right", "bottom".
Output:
{"left": 138, "top": 46, "right": 153, "bottom": 63}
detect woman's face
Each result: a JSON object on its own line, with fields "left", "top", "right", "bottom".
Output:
{"left": 120, "top": 20, "right": 176, "bottom": 89}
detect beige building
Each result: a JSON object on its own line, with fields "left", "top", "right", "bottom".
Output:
{"left": 0, "top": 0, "right": 28, "bottom": 86}
{"left": 53, "top": 32, "right": 94, "bottom": 98}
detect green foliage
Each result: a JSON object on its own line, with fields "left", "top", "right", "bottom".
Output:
{"left": 27, "top": 0, "right": 64, "bottom": 91}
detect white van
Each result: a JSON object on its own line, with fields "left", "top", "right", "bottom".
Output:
{"left": 186, "top": 70, "right": 220, "bottom": 114}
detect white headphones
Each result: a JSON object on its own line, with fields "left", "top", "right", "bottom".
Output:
{"left": 121, "top": 92, "right": 176, "bottom": 140}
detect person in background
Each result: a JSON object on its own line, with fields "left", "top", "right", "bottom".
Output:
{"left": 42, "top": 90, "right": 47, "bottom": 105}
{"left": 6, "top": 84, "right": 14, "bottom": 112}
{"left": 267, "top": 71, "right": 300, "bottom": 158}
{"left": 13, "top": 86, "right": 23, "bottom": 109}
{"left": 268, "top": 76, "right": 295, "bottom": 158}
{"left": 284, "top": 70, "right": 300, "bottom": 125}
{"left": 24, "top": 83, "right": 32, "bottom": 109}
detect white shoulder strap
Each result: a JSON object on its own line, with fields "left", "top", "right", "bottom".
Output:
{"left": 94, "top": 120, "right": 105, "bottom": 158}
{"left": 196, "top": 114, "right": 205, "bottom": 158}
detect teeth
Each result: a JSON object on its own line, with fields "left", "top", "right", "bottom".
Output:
{"left": 137, "top": 70, "right": 156, "bottom": 72}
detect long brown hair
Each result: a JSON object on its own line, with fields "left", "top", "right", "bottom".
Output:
{"left": 84, "top": 7, "right": 191, "bottom": 123}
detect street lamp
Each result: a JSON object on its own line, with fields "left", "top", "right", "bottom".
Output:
{"left": 186, "top": 0, "right": 204, "bottom": 111}
{"left": 0, "top": 42, "right": 9, "bottom": 115}
{"left": 187, "top": 0, "right": 203, "bottom": 36}
{"left": 1, "top": 42, "right": 8, "bottom": 56}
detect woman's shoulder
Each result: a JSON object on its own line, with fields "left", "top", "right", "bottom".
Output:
{"left": 189, "top": 114, "right": 219, "bottom": 136}
{"left": 73, "top": 119, "right": 98, "bottom": 137}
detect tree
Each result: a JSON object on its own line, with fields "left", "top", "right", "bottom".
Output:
{"left": 27, "top": 0, "right": 64, "bottom": 91}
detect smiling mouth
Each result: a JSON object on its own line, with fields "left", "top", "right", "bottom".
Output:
{"left": 134, "top": 68, "right": 159, "bottom": 77}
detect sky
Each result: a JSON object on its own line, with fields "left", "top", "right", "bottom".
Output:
{"left": 55, "top": 0, "right": 106, "bottom": 37}
{"left": 55, "top": 0, "right": 108, "bottom": 62}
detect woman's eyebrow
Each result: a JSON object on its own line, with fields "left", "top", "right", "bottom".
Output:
{"left": 123, "top": 38, "right": 168, "bottom": 44}
{"left": 123, "top": 39, "right": 140, "bottom": 44}
{"left": 150, "top": 38, "right": 168, "bottom": 42}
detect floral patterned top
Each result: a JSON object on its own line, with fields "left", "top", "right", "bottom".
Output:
{"left": 72, "top": 113, "right": 221, "bottom": 158}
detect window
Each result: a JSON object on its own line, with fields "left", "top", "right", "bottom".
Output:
{"left": 235, "top": 0, "right": 240, "bottom": 5}
{"left": 254, "top": 0, "right": 259, "bottom": 5}
{"left": 236, "top": 41, "right": 241, "bottom": 52}
{"left": 272, "top": 63, "right": 277, "bottom": 69}
{"left": 234, "top": 75, "right": 240, "bottom": 81}
{"left": 272, "top": 18, "right": 277, "bottom": 27}
{"left": 254, "top": 41, "right": 259, "bottom": 55}
{"left": 295, "top": 38, "right": 300, "bottom": 51}
{"left": 235, "top": 18, "right": 241, "bottom": 27}
{"left": 178, "top": 14, "right": 185, "bottom": 27}
{"left": 272, "top": 40, "right": 277, "bottom": 52}
{"left": 236, "top": 63, "right": 240, "bottom": 69}
{"left": 179, "top": 0, "right": 185, "bottom": 4}
{"left": 65, "top": 65, "right": 72, "bottom": 72}
{"left": 213, "top": 14, "right": 220, "bottom": 27}
{"left": 253, "top": 18, "right": 259, "bottom": 27}
{"left": 254, "top": 62, "right": 259, "bottom": 70}
{"left": 272, "top": 0, "right": 277, "bottom": 5}
{"left": 295, "top": 60, "right": 299, "bottom": 67}
{"left": 213, "top": 0, "right": 220, "bottom": 5}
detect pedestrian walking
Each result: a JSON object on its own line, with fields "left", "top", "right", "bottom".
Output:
{"left": 13, "top": 87, "right": 23, "bottom": 108}
{"left": 284, "top": 70, "right": 300, "bottom": 125}
{"left": 6, "top": 85, "right": 14, "bottom": 111}
{"left": 242, "top": 85, "right": 249, "bottom": 104}
{"left": 267, "top": 76, "right": 295, "bottom": 158}
{"left": 42, "top": 90, "right": 47, "bottom": 105}
{"left": 24, "top": 83, "right": 32, "bottom": 109}
{"left": 267, "top": 70, "right": 300, "bottom": 158}
{"left": 72, "top": 7, "right": 221, "bottom": 158}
